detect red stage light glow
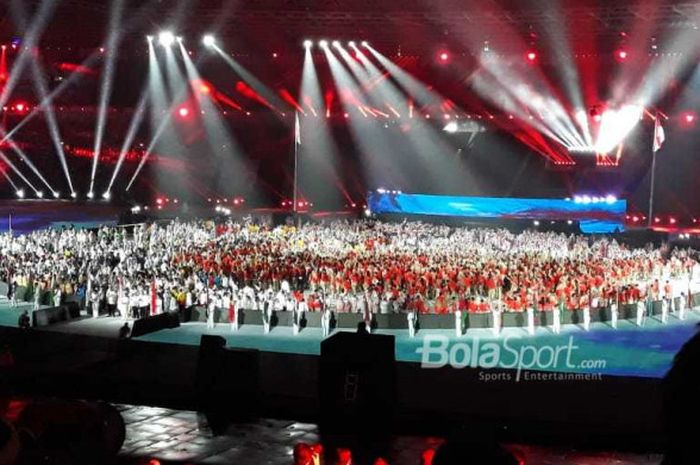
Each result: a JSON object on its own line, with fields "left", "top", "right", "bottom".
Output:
{"left": 680, "top": 111, "right": 697, "bottom": 127}
{"left": 526, "top": 51, "right": 537, "bottom": 62}
{"left": 178, "top": 106, "right": 190, "bottom": 118}
{"left": 616, "top": 49, "right": 628, "bottom": 61}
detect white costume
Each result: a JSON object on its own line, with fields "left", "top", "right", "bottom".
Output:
{"left": 407, "top": 310, "right": 416, "bottom": 338}
{"left": 636, "top": 301, "right": 646, "bottom": 326}
{"left": 661, "top": 299, "right": 669, "bottom": 324}
{"left": 610, "top": 303, "right": 618, "bottom": 329}
{"left": 552, "top": 306, "right": 561, "bottom": 335}
{"left": 321, "top": 308, "right": 331, "bottom": 337}
{"left": 454, "top": 309, "right": 462, "bottom": 337}
{"left": 262, "top": 301, "right": 272, "bottom": 334}
{"left": 678, "top": 293, "right": 687, "bottom": 321}
{"left": 526, "top": 306, "right": 535, "bottom": 335}
{"left": 206, "top": 297, "right": 216, "bottom": 329}
{"left": 582, "top": 305, "right": 591, "bottom": 332}
{"left": 492, "top": 303, "right": 502, "bottom": 337}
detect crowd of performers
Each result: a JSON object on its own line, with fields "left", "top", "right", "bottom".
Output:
{"left": 0, "top": 219, "right": 698, "bottom": 336}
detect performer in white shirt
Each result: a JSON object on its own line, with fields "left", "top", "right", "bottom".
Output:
{"left": 610, "top": 301, "right": 618, "bottom": 329}
{"left": 90, "top": 288, "right": 100, "bottom": 318}
{"left": 321, "top": 307, "right": 332, "bottom": 337}
{"left": 53, "top": 287, "right": 62, "bottom": 308}
{"left": 582, "top": 300, "right": 591, "bottom": 332}
{"left": 552, "top": 299, "right": 562, "bottom": 335}
{"left": 636, "top": 300, "right": 646, "bottom": 327}
{"left": 206, "top": 293, "right": 216, "bottom": 329}
{"left": 526, "top": 304, "right": 535, "bottom": 336}
{"left": 262, "top": 299, "right": 272, "bottom": 334}
{"left": 492, "top": 299, "right": 502, "bottom": 337}
{"left": 118, "top": 291, "right": 129, "bottom": 321}
{"left": 407, "top": 309, "right": 417, "bottom": 338}
{"left": 661, "top": 298, "right": 669, "bottom": 324}
{"left": 454, "top": 308, "right": 462, "bottom": 337}
{"left": 678, "top": 292, "right": 687, "bottom": 321}
{"left": 33, "top": 283, "right": 42, "bottom": 311}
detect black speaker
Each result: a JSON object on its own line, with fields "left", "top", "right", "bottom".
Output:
{"left": 195, "top": 335, "right": 260, "bottom": 427}
{"left": 319, "top": 332, "right": 396, "bottom": 436}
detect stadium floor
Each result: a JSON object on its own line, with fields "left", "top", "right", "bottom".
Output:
{"left": 2, "top": 299, "right": 698, "bottom": 379}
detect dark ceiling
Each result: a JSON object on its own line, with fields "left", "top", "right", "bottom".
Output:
{"left": 3, "top": 0, "right": 700, "bottom": 54}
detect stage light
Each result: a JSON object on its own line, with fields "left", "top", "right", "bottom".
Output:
{"left": 202, "top": 35, "right": 215, "bottom": 47}
{"left": 319, "top": 40, "right": 328, "bottom": 48}
{"left": 605, "top": 194, "right": 617, "bottom": 204}
{"left": 36, "top": 191, "right": 44, "bottom": 199}
{"left": 303, "top": 39, "right": 312, "bottom": 48}
{"left": 581, "top": 195, "right": 591, "bottom": 204}
{"left": 533, "top": 220, "right": 540, "bottom": 226}
{"left": 178, "top": 106, "right": 190, "bottom": 118}
{"left": 438, "top": 51, "right": 450, "bottom": 63}
{"left": 526, "top": 51, "right": 538, "bottom": 62}
{"left": 14, "top": 102, "right": 25, "bottom": 112}
{"left": 332, "top": 40, "right": 340, "bottom": 48}
{"left": 348, "top": 41, "right": 356, "bottom": 47}
{"left": 361, "top": 41, "right": 368, "bottom": 47}
{"left": 655, "top": 217, "right": 661, "bottom": 223}
{"left": 16, "top": 189, "right": 24, "bottom": 199}
{"left": 102, "top": 192, "right": 111, "bottom": 200}
{"left": 443, "top": 122, "right": 458, "bottom": 133}
{"left": 71, "top": 192, "right": 77, "bottom": 199}
{"left": 146, "top": 35, "right": 154, "bottom": 42}
{"left": 616, "top": 49, "right": 628, "bottom": 61}
{"left": 52, "top": 191, "right": 59, "bottom": 198}
{"left": 680, "top": 111, "right": 697, "bottom": 128}
{"left": 364, "top": 208, "right": 372, "bottom": 217}
{"left": 567, "top": 220, "right": 573, "bottom": 225}
{"left": 87, "top": 191, "right": 94, "bottom": 199}
{"left": 158, "top": 31, "right": 175, "bottom": 47}
{"left": 670, "top": 217, "right": 677, "bottom": 224}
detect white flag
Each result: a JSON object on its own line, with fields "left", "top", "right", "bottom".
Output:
{"left": 653, "top": 115, "right": 665, "bottom": 152}
{"left": 294, "top": 111, "right": 301, "bottom": 145}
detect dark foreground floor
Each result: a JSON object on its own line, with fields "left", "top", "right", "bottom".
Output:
{"left": 115, "top": 404, "right": 661, "bottom": 465}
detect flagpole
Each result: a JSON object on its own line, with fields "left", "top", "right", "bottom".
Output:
{"left": 293, "top": 115, "right": 299, "bottom": 218}
{"left": 647, "top": 148, "right": 657, "bottom": 228}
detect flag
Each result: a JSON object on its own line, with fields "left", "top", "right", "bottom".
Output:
{"left": 294, "top": 111, "right": 301, "bottom": 145}
{"left": 653, "top": 114, "right": 665, "bottom": 152}
{"left": 150, "top": 279, "right": 157, "bottom": 316}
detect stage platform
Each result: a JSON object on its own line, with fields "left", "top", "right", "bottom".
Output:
{"left": 2, "top": 298, "right": 699, "bottom": 379}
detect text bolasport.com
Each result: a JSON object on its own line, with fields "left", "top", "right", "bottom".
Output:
{"left": 415, "top": 334, "right": 607, "bottom": 382}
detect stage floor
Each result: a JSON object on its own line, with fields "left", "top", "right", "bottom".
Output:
{"left": 2, "top": 298, "right": 698, "bottom": 379}
{"left": 114, "top": 403, "right": 660, "bottom": 465}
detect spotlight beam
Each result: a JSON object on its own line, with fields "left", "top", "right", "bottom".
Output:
{"left": 106, "top": 86, "right": 150, "bottom": 193}
{"left": 0, "top": 149, "right": 39, "bottom": 194}
{"left": 177, "top": 41, "right": 257, "bottom": 201}
{"left": 211, "top": 44, "right": 286, "bottom": 113}
{"left": 0, "top": 0, "right": 58, "bottom": 110}
{"left": 342, "top": 44, "right": 482, "bottom": 192}
{"left": 0, "top": 127, "right": 55, "bottom": 193}
{"left": 321, "top": 45, "right": 403, "bottom": 189}
{"left": 90, "top": 0, "right": 126, "bottom": 198}
{"left": 27, "top": 55, "right": 75, "bottom": 194}
{"left": 0, "top": 51, "right": 104, "bottom": 145}
{"left": 298, "top": 45, "right": 350, "bottom": 206}
{"left": 0, "top": 170, "right": 19, "bottom": 192}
